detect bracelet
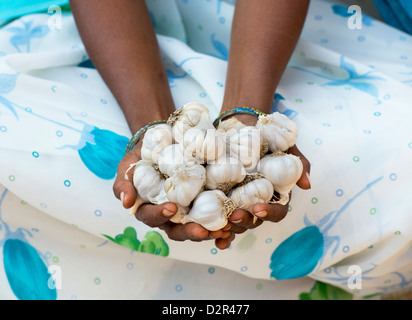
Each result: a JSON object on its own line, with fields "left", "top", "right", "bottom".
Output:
{"left": 125, "top": 120, "right": 168, "bottom": 155}
{"left": 213, "top": 107, "right": 266, "bottom": 127}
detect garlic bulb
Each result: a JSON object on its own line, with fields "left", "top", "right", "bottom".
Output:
{"left": 205, "top": 156, "right": 246, "bottom": 193}
{"left": 256, "top": 112, "right": 299, "bottom": 152}
{"left": 217, "top": 117, "right": 246, "bottom": 133}
{"left": 163, "top": 163, "right": 206, "bottom": 207}
{"left": 181, "top": 190, "right": 236, "bottom": 231}
{"left": 168, "top": 102, "right": 215, "bottom": 143}
{"left": 182, "top": 127, "right": 226, "bottom": 163}
{"left": 229, "top": 174, "right": 274, "bottom": 214}
{"left": 140, "top": 124, "right": 173, "bottom": 164}
{"left": 158, "top": 144, "right": 194, "bottom": 176}
{"left": 257, "top": 152, "right": 303, "bottom": 205}
{"left": 129, "top": 160, "right": 167, "bottom": 215}
{"left": 227, "top": 126, "right": 262, "bottom": 172}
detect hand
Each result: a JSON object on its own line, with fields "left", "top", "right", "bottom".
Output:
{"left": 224, "top": 114, "right": 311, "bottom": 233}
{"left": 112, "top": 140, "right": 236, "bottom": 250}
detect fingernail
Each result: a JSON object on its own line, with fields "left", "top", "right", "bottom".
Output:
{"left": 163, "top": 208, "right": 176, "bottom": 217}
{"left": 255, "top": 210, "right": 267, "bottom": 218}
{"left": 120, "top": 192, "right": 125, "bottom": 205}
{"left": 230, "top": 219, "right": 242, "bottom": 224}
{"left": 223, "top": 224, "right": 232, "bottom": 231}
{"left": 306, "top": 172, "right": 311, "bottom": 189}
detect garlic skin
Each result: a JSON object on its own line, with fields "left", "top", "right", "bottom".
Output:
{"left": 168, "top": 102, "right": 215, "bottom": 143}
{"left": 129, "top": 160, "right": 167, "bottom": 215}
{"left": 182, "top": 127, "right": 226, "bottom": 163}
{"left": 227, "top": 126, "right": 262, "bottom": 172}
{"left": 257, "top": 152, "right": 303, "bottom": 205}
{"left": 140, "top": 124, "right": 173, "bottom": 164}
{"left": 205, "top": 156, "right": 246, "bottom": 193}
{"left": 256, "top": 112, "right": 299, "bottom": 153}
{"left": 181, "top": 190, "right": 236, "bottom": 231}
{"left": 163, "top": 163, "right": 206, "bottom": 207}
{"left": 158, "top": 144, "right": 194, "bottom": 176}
{"left": 229, "top": 174, "right": 274, "bottom": 214}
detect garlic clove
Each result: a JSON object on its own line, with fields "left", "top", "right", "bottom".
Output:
{"left": 140, "top": 124, "right": 173, "bottom": 164}
{"left": 182, "top": 127, "right": 226, "bottom": 164}
{"left": 227, "top": 126, "right": 262, "bottom": 172}
{"left": 228, "top": 174, "right": 274, "bottom": 214}
{"left": 158, "top": 143, "right": 195, "bottom": 176}
{"left": 205, "top": 156, "right": 246, "bottom": 193}
{"left": 168, "top": 102, "right": 214, "bottom": 143}
{"left": 257, "top": 152, "right": 303, "bottom": 205}
{"left": 129, "top": 160, "right": 167, "bottom": 215}
{"left": 256, "top": 112, "right": 299, "bottom": 153}
{"left": 182, "top": 190, "right": 236, "bottom": 231}
{"left": 163, "top": 163, "right": 206, "bottom": 207}
{"left": 217, "top": 117, "right": 247, "bottom": 134}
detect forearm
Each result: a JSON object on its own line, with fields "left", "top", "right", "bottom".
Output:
{"left": 70, "top": 0, "right": 174, "bottom": 133}
{"left": 222, "top": 0, "right": 309, "bottom": 114}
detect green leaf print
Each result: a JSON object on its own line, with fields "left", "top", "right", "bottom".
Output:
{"left": 103, "top": 227, "right": 169, "bottom": 257}
{"left": 299, "top": 281, "right": 353, "bottom": 300}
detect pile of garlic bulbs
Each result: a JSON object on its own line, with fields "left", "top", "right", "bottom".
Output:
{"left": 128, "top": 102, "right": 303, "bottom": 231}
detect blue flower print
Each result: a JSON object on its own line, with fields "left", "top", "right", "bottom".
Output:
{"left": 6, "top": 20, "right": 49, "bottom": 53}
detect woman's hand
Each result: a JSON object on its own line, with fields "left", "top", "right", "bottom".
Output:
{"left": 112, "top": 139, "right": 236, "bottom": 250}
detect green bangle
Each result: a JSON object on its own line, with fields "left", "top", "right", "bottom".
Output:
{"left": 213, "top": 107, "right": 266, "bottom": 127}
{"left": 125, "top": 120, "right": 168, "bottom": 155}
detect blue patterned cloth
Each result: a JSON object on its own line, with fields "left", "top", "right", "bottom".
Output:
{"left": 373, "top": 0, "right": 412, "bottom": 34}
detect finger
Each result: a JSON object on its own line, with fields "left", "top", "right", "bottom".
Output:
{"left": 135, "top": 202, "right": 178, "bottom": 228}
{"left": 160, "top": 222, "right": 210, "bottom": 242}
{"left": 287, "top": 145, "right": 311, "bottom": 190}
{"left": 215, "top": 233, "right": 235, "bottom": 250}
{"left": 252, "top": 202, "right": 289, "bottom": 223}
{"left": 113, "top": 149, "right": 140, "bottom": 208}
{"left": 229, "top": 209, "right": 263, "bottom": 230}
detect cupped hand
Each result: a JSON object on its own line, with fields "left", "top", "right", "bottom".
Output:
{"left": 112, "top": 140, "right": 235, "bottom": 249}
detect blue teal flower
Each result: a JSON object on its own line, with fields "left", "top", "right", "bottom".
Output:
{"left": 0, "top": 189, "right": 56, "bottom": 300}
{"left": 269, "top": 176, "right": 383, "bottom": 280}
{"left": 77, "top": 126, "right": 129, "bottom": 180}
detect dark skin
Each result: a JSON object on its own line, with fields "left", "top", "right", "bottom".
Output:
{"left": 70, "top": 0, "right": 311, "bottom": 250}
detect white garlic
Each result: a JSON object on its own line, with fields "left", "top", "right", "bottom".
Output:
{"left": 182, "top": 127, "right": 226, "bottom": 163}
{"left": 158, "top": 144, "right": 195, "bottom": 176}
{"left": 168, "top": 102, "right": 215, "bottom": 143}
{"left": 227, "top": 126, "right": 262, "bottom": 172}
{"left": 217, "top": 117, "right": 246, "bottom": 133}
{"left": 163, "top": 163, "right": 206, "bottom": 207}
{"left": 229, "top": 174, "right": 274, "bottom": 214}
{"left": 140, "top": 124, "right": 173, "bottom": 164}
{"left": 205, "top": 156, "right": 246, "bottom": 193}
{"left": 257, "top": 152, "right": 303, "bottom": 205}
{"left": 256, "top": 112, "right": 299, "bottom": 153}
{"left": 129, "top": 160, "right": 167, "bottom": 215}
{"left": 181, "top": 190, "right": 236, "bottom": 231}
